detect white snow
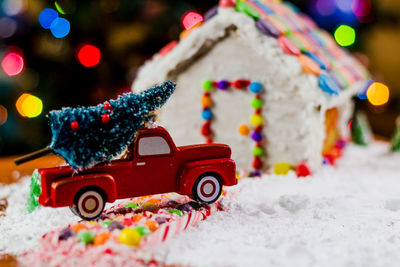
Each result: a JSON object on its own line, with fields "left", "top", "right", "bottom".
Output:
{"left": 1, "top": 142, "right": 400, "bottom": 267}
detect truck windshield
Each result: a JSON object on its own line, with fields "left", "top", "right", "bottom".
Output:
{"left": 138, "top": 136, "right": 171, "bottom": 156}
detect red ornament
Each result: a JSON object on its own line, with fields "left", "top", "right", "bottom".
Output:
{"left": 206, "top": 138, "right": 213, "bottom": 144}
{"left": 103, "top": 102, "right": 112, "bottom": 111}
{"left": 70, "top": 121, "right": 79, "bottom": 131}
{"left": 296, "top": 162, "right": 311, "bottom": 178}
{"left": 219, "top": 0, "right": 235, "bottom": 8}
{"left": 252, "top": 156, "right": 262, "bottom": 169}
{"left": 102, "top": 113, "right": 110, "bottom": 124}
{"left": 232, "top": 79, "right": 250, "bottom": 89}
{"left": 201, "top": 121, "right": 211, "bottom": 136}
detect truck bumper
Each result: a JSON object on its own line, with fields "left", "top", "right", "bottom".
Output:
{"left": 38, "top": 194, "right": 53, "bottom": 207}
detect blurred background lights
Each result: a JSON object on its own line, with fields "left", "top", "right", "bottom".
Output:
{"left": 1, "top": 52, "right": 24, "bottom": 76}
{"left": 54, "top": 2, "right": 67, "bottom": 15}
{"left": 335, "top": 0, "right": 353, "bottom": 13}
{"left": 16, "top": 94, "right": 43, "bottom": 118}
{"left": 39, "top": 8, "right": 59, "bottom": 29}
{"left": 182, "top": 11, "right": 203, "bottom": 30}
{"left": 50, "top": 17, "right": 70, "bottom": 38}
{"left": 334, "top": 25, "right": 356, "bottom": 46}
{"left": 315, "top": 0, "right": 336, "bottom": 16}
{"left": 0, "top": 105, "right": 8, "bottom": 126}
{"left": 0, "top": 18, "right": 17, "bottom": 39}
{"left": 77, "top": 44, "right": 101, "bottom": 67}
{"left": 2, "top": 0, "right": 25, "bottom": 16}
{"left": 366, "top": 82, "right": 390, "bottom": 106}
{"left": 352, "top": 0, "right": 371, "bottom": 17}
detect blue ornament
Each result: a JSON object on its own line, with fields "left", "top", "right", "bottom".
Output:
{"left": 39, "top": 8, "right": 58, "bottom": 29}
{"left": 50, "top": 18, "right": 70, "bottom": 38}
{"left": 318, "top": 74, "right": 340, "bottom": 96}
{"left": 202, "top": 109, "right": 213, "bottom": 120}
{"left": 249, "top": 82, "right": 262, "bottom": 93}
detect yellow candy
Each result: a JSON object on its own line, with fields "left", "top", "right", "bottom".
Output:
{"left": 118, "top": 228, "right": 141, "bottom": 247}
{"left": 273, "top": 163, "right": 292, "bottom": 175}
{"left": 201, "top": 96, "right": 212, "bottom": 108}
{"left": 250, "top": 114, "right": 263, "bottom": 126}
{"left": 238, "top": 124, "right": 250, "bottom": 136}
{"left": 88, "top": 221, "right": 98, "bottom": 226}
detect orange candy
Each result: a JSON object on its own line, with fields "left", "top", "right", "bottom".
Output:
{"left": 132, "top": 215, "right": 145, "bottom": 222}
{"left": 298, "top": 55, "right": 321, "bottom": 76}
{"left": 94, "top": 232, "right": 111, "bottom": 246}
{"left": 71, "top": 223, "right": 88, "bottom": 233}
{"left": 238, "top": 124, "right": 250, "bottom": 136}
{"left": 145, "top": 220, "right": 160, "bottom": 232}
{"left": 201, "top": 96, "right": 212, "bottom": 108}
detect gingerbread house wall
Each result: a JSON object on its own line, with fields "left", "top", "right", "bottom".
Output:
{"left": 155, "top": 33, "right": 334, "bottom": 171}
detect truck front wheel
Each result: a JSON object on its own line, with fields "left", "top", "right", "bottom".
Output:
{"left": 72, "top": 189, "right": 105, "bottom": 220}
{"left": 192, "top": 174, "right": 222, "bottom": 204}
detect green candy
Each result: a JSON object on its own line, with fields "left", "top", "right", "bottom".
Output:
{"left": 251, "top": 98, "right": 263, "bottom": 109}
{"left": 125, "top": 203, "right": 138, "bottom": 209}
{"left": 202, "top": 80, "right": 213, "bottom": 92}
{"left": 236, "top": 1, "right": 260, "bottom": 20}
{"left": 78, "top": 231, "right": 95, "bottom": 245}
{"left": 135, "top": 226, "right": 151, "bottom": 236}
{"left": 101, "top": 220, "right": 112, "bottom": 227}
{"left": 253, "top": 146, "right": 264, "bottom": 156}
{"left": 168, "top": 209, "right": 184, "bottom": 217}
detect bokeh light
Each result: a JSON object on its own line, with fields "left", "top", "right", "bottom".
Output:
{"left": 50, "top": 17, "right": 70, "bottom": 38}
{"left": 1, "top": 52, "right": 24, "bottom": 76}
{"left": 54, "top": 2, "right": 66, "bottom": 15}
{"left": 2, "top": 0, "right": 25, "bottom": 16}
{"left": 334, "top": 25, "right": 356, "bottom": 46}
{"left": 366, "top": 82, "right": 390, "bottom": 106}
{"left": 77, "top": 44, "right": 101, "bottom": 67}
{"left": 335, "top": 0, "right": 353, "bottom": 13}
{"left": 182, "top": 11, "right": 204, "bottom": 30}
{"left": 315, "top": 0, "right": 336, "bottom": 16}
{"left": 0, "top": 105, "right": 8, "bottom": 126}
{"left": 16, "top": 94, "right": 43, "bottom": 118}
{"left": 39, "top": 8, "right": 59, "bottom": 29}
{"left": 352, "top": 0, "right": 372, "bottom": 17}
{"left": 0, "top": 17, "right": 17, "bottom": 38}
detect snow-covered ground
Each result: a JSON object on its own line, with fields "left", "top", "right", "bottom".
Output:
{"left": 1, "top": 142, "right": 400, "bottom": 267}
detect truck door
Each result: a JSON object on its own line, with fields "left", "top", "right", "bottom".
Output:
{"left": 134, "top": 134, "right": 176, "bottom": 195}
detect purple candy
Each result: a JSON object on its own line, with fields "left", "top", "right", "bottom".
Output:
{"left": 204, "top": 5, "right": 218, "bottom": 21}
{"left": 58, "top": 228, "right": 75, "bottom": 241}
{"left": 177, "top": 203, "right": 193, "bottom": 213}
{"left": 166, "top": 200, "right": 179, "bottom": 206}
{"left": 256, "top": 19, "right": 280, "bottom": 38}
{"left": 155, "top": 217, "right": 167, "bottom": 225}
{"left": 251, "top": 131, "right": 263, "bottom": 142}
{"left": 108, "top": 221, "right": 124, "bottom": 231}
{"left": 217, "top": 80, "right": 229, "bottom": 90}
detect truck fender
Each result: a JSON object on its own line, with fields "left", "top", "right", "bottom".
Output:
{"left": 50, "top": 174, "right": 117, "bottom": 207}
{"left": 178, "top": 159, "right": 236, "bottom": 196}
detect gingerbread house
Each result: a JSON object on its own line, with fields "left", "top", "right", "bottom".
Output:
{"left": 132, "top": 0, "right": 369, "bottom": 173}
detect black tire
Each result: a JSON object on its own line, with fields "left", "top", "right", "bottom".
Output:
{"left": 192, "top": 173, "right": 222, "bottom": 204}
{"left": 73, "top": 188, "right": 105, "bottom": 220}
{"left": 69, "top": 205, "right": 79, "bottom": 216}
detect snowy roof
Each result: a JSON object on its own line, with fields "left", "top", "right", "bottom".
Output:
{"left": 133, "top": 0, "right": 369, "bottom": 99}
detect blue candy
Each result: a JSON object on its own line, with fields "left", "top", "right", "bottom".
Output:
{"left": 318, "top": 74, "right": 340, "bottom": 96}
{"left": 304, "top": 52, "right": 327, "bottom": 70}
{"left": 202, "top": 109, "right": 213, "bottom": 120}
{"left": 249, "top": 82, "right": 263, "bottom": 93}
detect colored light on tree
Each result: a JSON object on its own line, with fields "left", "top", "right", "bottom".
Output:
{"left": 0, "top": 105, "right": 7, "bottom": 126}
{"left": 334, "top": 25, "right": 356, "bottom": 46}
{"left": 1, "top": 52, "right": 24, "bottom": 76}
{"left": 77, "top": 44, "right": 101, "bottom": 67}
{"left": 366, "top": 82, "right": 389, "bottom": 106}
{"left": 16, "top": 93, "right": 43, "bottom": 118}
{"left": 182, "top": 11, "right": 204, "bottom": 30}
{"left": 39, "top": 8, "right": 59, "bottom": 29}
{"left": 50, "top": 17, "right": 70, "bottom": 38}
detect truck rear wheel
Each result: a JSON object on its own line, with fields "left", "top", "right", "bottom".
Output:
{"left": 192, "top": 174, "right": 222, "bottom": 204}
{"left": 73, "top": 189, "right": 105, "bottom": 220}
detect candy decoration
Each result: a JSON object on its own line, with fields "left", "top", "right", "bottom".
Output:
{"left": 101, "top": 113, "right": 110, "bottom": 124}
{"left": 256, "top": 19, "right": 280, "bottom": 38}
{"left": 26, "top": 169, "right": 41, "bottom": 213}
{"left": 204, "top": 6, "right": 219, "bottom": 21}
{"left": 103, "top": 102, "right": 112, "bottom": 111}
{"left": 238, "top": 124, "right": 250, "bottom": 136}
{"left": 108, "top": 221, "right": 124, "bottom": 231}
{"left": 298, "top": 55, "right": 321, "bottom": 76}
{"left": 169, "top": 209, "right": 184, "bottom": 217}
{"left": 236, "top": 1, "right": 260, "bottom": 20}
{"left": 201, "top": 95, "right": 212, "bottom": 108}
{"left": 94, "top": 232, "right": 111, "bottom": 246}
{"left": 58, "top": 228, "right": 75, "bottom": 241}
{"left": 70, "top": 121, "right": 79, "bottom": 131}
{"left": 251, "top": 114, "right": 263, "bottom": 126}
{"left": 71, "top": 223, "right": 88, "bottom": 233}
{"left": 249, "top": 82, "right": 262, "bottom": 93}
{"left": 318, "top": 74, "right": 340, "bottom": 95}
{"left": 278, "top": 36, "right": 301, "bottom": 56}
{"left": 158, "top": 41, "right": 178, "bottom": 57}
{"left": 252, "top": 156, "right": 262, "bottom": 169}
{"left": 201, "top": 121, "right": 211, "bottom": 136}
{"left": 77, "top": 231, "right": 95, "bottom": 245}
{"left": 118, "top": 228, "right": 141, "bottom": 247}
{"left": 251, "top": 98, "right": 263, "bottom": 109}
{"left": 145, "top": 220, "right": 160, "bottom": 232}
{"left": 304, "top": 52, "right": 327, "bottom": 70}
{"left": 233, "top": 79, "right": 251, "bottom": 89}
{"left": 296, "top": 162, "right": 311, "bottom": 177}
{"left": 202, "top": 80, "right": 213, "bottom": 92}
{"left": 216, "top": 80, "right": 229, "bottom": 90}
{"left": 201, "top": 109, "right": 213, "bottom": 120}
{"left": 135, "top": 226, "right": 151, "bottom": 236}
{"left": 219, "top": 0, "right": 235, "bottom": 8}
{"left": 253, "top": 146, "right": 264, "bottom": 156}
{"left": 125, "top": 203, "right": 138, "bottom": 209}
{"left": 273, "top": 162, "right": 292, "bottom": 175}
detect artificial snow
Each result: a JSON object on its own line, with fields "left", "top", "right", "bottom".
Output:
{"left": 1, "top": 142, "right": 400, "bottom": 267}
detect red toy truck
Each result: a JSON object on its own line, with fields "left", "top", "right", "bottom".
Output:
{"left": 38, "top": 127, "right": 237, "bottom": 220}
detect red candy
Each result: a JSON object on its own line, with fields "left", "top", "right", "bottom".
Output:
{"left": 201, "top": 121, "right": 211, "bottom": 136}
{"left": 102, "top": 113, "right": 110, "bottom": 124}
{"left": 232, "top": 79, "right": 251, "bottom": 89}
{"left": 252, "top": 156, "right": 262, "bottom": 169}
{"left": 70, "top": 121, "right": 79, "bottom": 131}
{"left": 158, "top": 41, "right": 178, "bottom": 57}
{"left": 219, "top": 0, "right": 235, "bottom": 8}
{"left": 296, "top": 162, "right": 311, "bottom": 178}
{"left": 278, "top": 36, "right": 301, "bottom": 56}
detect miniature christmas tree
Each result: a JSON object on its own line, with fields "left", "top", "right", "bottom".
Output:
{"left": 350, "top": 111, "right": 371, "bottom": 146}
{"left": 26, "top": 170, "right": 41, "bottom": 213}
{"left": 390, "top": 116, "right": 400, "bottom": 152}
{"left": 47, "top": 81, "right": 175, "bottom": 169}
